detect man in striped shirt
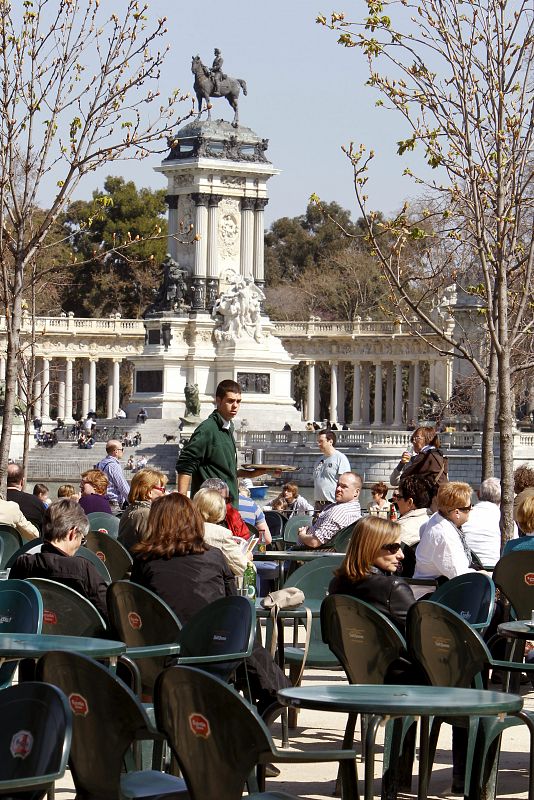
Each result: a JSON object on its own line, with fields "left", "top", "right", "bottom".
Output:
{"left": 297, "top": 472, "right": 362, "bottom": 549}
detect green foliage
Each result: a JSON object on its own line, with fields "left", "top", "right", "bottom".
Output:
{"left": 61, "top": 176, "right": 168, "bottom": 318}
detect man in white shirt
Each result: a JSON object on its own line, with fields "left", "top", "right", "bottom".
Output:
{"left": 463, "top": 477, "right": 516, "bottom": 567}
{"left": 313, "top": 430, "right": 351, "bottom": 514}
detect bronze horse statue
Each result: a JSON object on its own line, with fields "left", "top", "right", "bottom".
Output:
{"left": 191, "top": 55, "right": 247, "bottom": 128}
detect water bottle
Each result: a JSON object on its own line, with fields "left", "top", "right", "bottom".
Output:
{"left": 243, "top": 562, "right": 257, "bottom": 600}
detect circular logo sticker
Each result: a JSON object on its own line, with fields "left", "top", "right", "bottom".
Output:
{"left": 524, "top": 573, "right": 534, "bottom": 586}
{"left": 96, "top": 550, "right": 106, "bottom": 562}
{"left": 69, "top": 693, "right": 89, "bottom": 717}
{"left": 188, "top": 713, "right": 211, "bottom": 739}
{"left": 128, "top": 611, "right": 142, "bottom": 630}
{"left": 10, "top": 731, "right": 33, "bottom": 759}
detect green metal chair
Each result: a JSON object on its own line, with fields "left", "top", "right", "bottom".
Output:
{"left": 282, "top": 515, "right": 311, "bottom": 547}
{"left": 263, "top": 510, "right": 286, "bottom": 539}
{"left": 492, "top": 550, "right": 534, "bottom": 619}
{"left": 0, "top": 579, "right": 42, "bottom": 689}
{"left": 154, "top": 665, "right": 358, "bottom": 800}
{"left": 328, "top": 521, "right": 356, "bottom": 553}
{"left": 407, "top": 600, "right": 534, "bottom": 800}
{"left": 0, "top": 525, "right": 23, "bottom": 569}
{"left": 0, "top": 681, "right": 72, "bottom": 800}
{"left": 26, "top": 578, "right": 107, "bottom": 637}
{"left": 5, "top": 537, "right": 44, "bottom": 569}
{"left": 76, "top": 545, "right": 113, "bottom": 583}
{"left": 107, "top": 580, "right": 183, "bottom": 699}
{"left": 84, "top": 530, "right": 133, "bottom": 581}
{"left": 87, "top": 511, "right": 120, "bottom": 539}
{"left": 37, "top": 651, "right": 188, "bottom": 800}
{"left": 429, "top": 571, "right": 495, "bottom": 631}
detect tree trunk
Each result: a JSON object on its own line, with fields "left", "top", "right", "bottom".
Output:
{"left": 481, "top": 348, "right": 498, "bottom": 480}
{"left": 0, "top": 303, "right": 22, "bottom": 496}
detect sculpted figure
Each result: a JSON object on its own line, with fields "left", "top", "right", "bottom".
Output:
{"left": 212, "top": 275, "right": 264, "bottom": 343}
{"left": 210, "top": 48, "right": 226, "bottom": 95}
{"left": 184, "top": 383, "right": 201, "bottom": 417}
{"left": 191, "top": 53, "right": 247, "bottom": 128}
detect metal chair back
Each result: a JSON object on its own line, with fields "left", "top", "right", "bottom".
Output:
{"left": 27, "top": 578, "right": 106, "bottom": 637}
{"left": 0, "top": 579, "right": 42, "bottom": 688}
{"left": 283, "top": 515, "right": 311, "bottom": 545}
{"left": 87, "top": 512, "right": 120, "bottom": 539}
{"left": 492, "top": 550, "right": 534, "bottom": 619}
{"left": 264, "top": 511, "right": 286, "bottom": 538}
{"left": 84, "top": 530, "right": 132, "bottom": 581}
{"left": 0, "top": 526, "right": 24, "bottom": 569}
{"left": 429, "top": 572, "right": 495, "bottom": 631}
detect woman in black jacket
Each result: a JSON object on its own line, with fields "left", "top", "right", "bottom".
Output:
{"left": 131, "top": 492, "right": 289, "bottom": 711}
{"left": 329, "top": 515, "right": 415, "bottom": 634}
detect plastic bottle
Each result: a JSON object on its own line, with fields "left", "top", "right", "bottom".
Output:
{"left": 243, "top": 562, "right": 257, "bottom": 600}
{"left": 389, "top": 504, "right": 399, "bottom": 522}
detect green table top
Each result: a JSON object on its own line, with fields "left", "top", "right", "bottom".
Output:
{"left": 0, "top": 633, "right": 126, "bottom": 660}
{"left": 497, "top": 620, "right": 534, "bottom": 638}
{"left": 278, "top": 684, "right": 523, "bottom": 717}
{"left": 256, "top": 598, "right": 321, "bottom": 618}
{"left": 125, "top": 642, "right": 180, "bottom": 659}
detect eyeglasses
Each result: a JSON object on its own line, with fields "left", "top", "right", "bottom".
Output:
{"left": 391, "top": 494, "right": 401, "bottom": 501}
{"left": 381, "top": 542, "right": 402, "bottom": 554}
{"left": 457, "top": 505, "right": 473, "bottom": 512}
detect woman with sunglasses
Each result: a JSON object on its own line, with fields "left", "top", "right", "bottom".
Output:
{"left": 118, "top": 468, "right": 167, "bottom": 553}
{"left": 413, "top": 481, "right": 479, "bottom": 591}
{"left": 389, "top": 426, "right": 448, "bottom": 489}
{"left": 329, "top": 516, "right": 415, "bottom": 634}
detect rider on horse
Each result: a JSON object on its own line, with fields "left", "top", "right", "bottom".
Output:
{"left": 210, "top": 48, "right": 226, "bottom": 96}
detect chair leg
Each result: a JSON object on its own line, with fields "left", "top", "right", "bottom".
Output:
{"left": 288, "top": 663, "right": 300, "bottom": 728}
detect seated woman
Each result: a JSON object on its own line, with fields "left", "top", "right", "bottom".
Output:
{"left": 367, "top": 481, "right": 391, "bottom": 519}
{"left": 117, "top": 468, "right": 167, "bottom": 553}
{"left": 131, "top": 493, "right": 290, "bottom": 712}
{"left": 503, "top": 496, "right": 534, "bottom": 554}
{"left": 276, "top": 483, "right": 314, "bottom": 518}
{"left": 78, "top": 470, "right": 112, "bottom": 515}
{"left": 192, "top": 488, "right": 248, "bottom": 576}
{"left": 329, "top": 515, "right": 415, "bottom": 635}
{"left": 413, "top": 481, "right": 478, "bottom": 594}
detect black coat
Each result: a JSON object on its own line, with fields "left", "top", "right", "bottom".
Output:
{"left": 10, "top": 542, "right": 108, "bottom": 621}
{"left": 329, "top": 569, "right": 416, "bottom": 635}
{"left": 7, "top": 489, "right": 45, "bottom": 529}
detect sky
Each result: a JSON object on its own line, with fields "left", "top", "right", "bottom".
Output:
{"left": 68, "top": 1, "right": 419, "bottom": 228}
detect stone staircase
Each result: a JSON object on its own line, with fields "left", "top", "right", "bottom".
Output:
{"left": 26, "top": 418, "right": 183, "bottom": 482}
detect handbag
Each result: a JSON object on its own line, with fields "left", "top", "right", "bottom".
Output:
{"left": 261, "top": 588, "right": 311, "bottom": 686}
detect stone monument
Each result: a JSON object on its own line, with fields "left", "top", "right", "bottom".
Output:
{"left": 128, "top": 52, "right": 301, "bottom": 427}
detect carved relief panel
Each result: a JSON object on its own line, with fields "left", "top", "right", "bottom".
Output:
{"left": 174, "top": 194, "right": 195, "bottom": 271}
{"left": 217, "top": 197, "right": 240, "bottom": 272}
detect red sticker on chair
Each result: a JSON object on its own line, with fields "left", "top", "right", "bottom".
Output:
{"left": 95, "top": 550, "right": 106, "bottom": 562}
{"left": 524, "top": 573, "right": 534, "bottom": 586}
{"left": 10, "top": 731, "right": 33, "bottom": 759}
{"left": 189, "top": 713, "right": 210, "bottom": 738}
{"left": 128, "top": 612, "right": 142, "bottom": 630}
{"left": 43, "top": 609, "right": 57, "bottom": 625}
{"left": 69, "top": 693, "right": 89, "bottom": 716}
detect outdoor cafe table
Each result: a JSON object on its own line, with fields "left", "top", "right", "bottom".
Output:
{"left": 0, "top": 632, "right": 126, "bottom": 667}
{"left": 254, "top": 549, "right": 342, "bottom": 589}
{"left": 278, "top": 684, "right": 525, "bottom": 800}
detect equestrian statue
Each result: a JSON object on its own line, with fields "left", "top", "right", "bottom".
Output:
{"left": 191, "top": 49, "right": 247, "bottom": 128}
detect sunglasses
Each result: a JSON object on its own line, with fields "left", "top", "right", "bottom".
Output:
{"left": 391, "top": 494, "right": 401, "bottom": 501}
{"left": 382, "top": 542, "right": 402, "bottom": 554}
{"left": 457, "top": 505, "right": 473, "bottom": 512}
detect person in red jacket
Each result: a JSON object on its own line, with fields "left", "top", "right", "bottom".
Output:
{"left": 200, "top": 478, "right": 249, "bottom": 539}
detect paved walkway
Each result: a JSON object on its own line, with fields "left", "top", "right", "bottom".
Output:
{"left": 53, "top": 666, "right": 534, "bottom": 799}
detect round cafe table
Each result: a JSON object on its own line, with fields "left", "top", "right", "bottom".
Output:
{"left": 278, "top": 684, "right": 525, "bottom": 800}
{"left": 0, "top": 632, "right": 126, "bottom": 667}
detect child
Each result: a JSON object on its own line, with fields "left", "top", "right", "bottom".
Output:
{"left": 57, "top": 484, "right": 80, "bottom": 500}
{"left": 33, "top": 482, "right": 50, "bottom": 508}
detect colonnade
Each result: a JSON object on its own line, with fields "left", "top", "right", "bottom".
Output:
{"left": 305, "top": 358, "right": 440, "bottom": 427}
{"left": 167, "top": 193, "right": 268, "bottom": 311}
{"left": 7, "top": 355, "right": 126, "bottom": 423}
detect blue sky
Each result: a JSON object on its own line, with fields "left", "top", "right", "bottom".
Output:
{"left": 69, "top": 1, "right": 418, "bottom": 227}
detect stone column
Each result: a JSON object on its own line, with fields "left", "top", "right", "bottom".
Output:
{"left": 329, "top": 362, "right": 338, "bottom": 425}
{"left": 373, "top": 362, "right": 383, "bottom": 426}
{"left": 407, "top": 365, "right": 415, "bottom": 423}
{"left": 352, "top": 362, "right": 361, "bottom": 426}
{"left": 413, "top": 361, "right": 421, "bottom": 422}
{"left": 337, "top": 362, "right": 346, "bottom": 426}
{"left": 362, "top": 363, "right": 370, "bottom": 425}
{"left": 307, "top": 362, "right": 316, "bottom": 423}
{"left": 253, "top": 198, "right": 269, "bottom": 291}
{"left": 57, "top": 361, "right": 66, "bottom": 421}
{"left": 33, "top": 372, "right": 42, "bottom": 419}
{"left": 89, "top": 359, "right": 97, "bottom": 413}
{"left": 0, "top": 356, "right": 5, "bottom": 382}
{"left": 165, "top": 194, "right": 179, "bottom": 261}
{"left": 191, "top": 192, "right": 209, "bottom": 310}
{"left": 106, "top": 362, "right": 114, "bottom": 419}
{"left": 42, "top": 358, "right": 50, "bottom": 420}
{"left": 206, "top": 194, "right": 222, "bottom": 310}
{"left": 240, "top": 197, "right": 255, "bottom": 279}
{"left": 394, "top": 362, "right": 404, "bottom": 427}
{"left": 385, "top": 362, "right": 394, "bottom": 426}
{"left": 112, "top": 359, "right": 121, "bottom": 417}
{"left": 64, "top": 357, "right": 74, "bottom": 423}
{"left": 82, "top": 360, "right": 90, "bottom": 418}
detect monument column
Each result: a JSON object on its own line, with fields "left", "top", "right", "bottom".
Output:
{"left": 352, "top": 362, "right": 361, "bottom": 426}
{"left": 407, "top": 365, "right": 415, "bottom": 423}
{"left": 394, "top": 362, "right": 404, "bottom": 427}
{"left": 82, "top": 360, "right": 90, "bottom": 418}
{"left": 89, "top": 359, "right": 97, "bottom": 413}
{"left": 329, "top": 362, "right": 338, "bottom": 425}
{"left": 385, "top": 362, "right": 394, "bottom": 426}
{"left": 42, "top": 358, "right": 50, "bottom": 420}
{"left": 337, "top": 362, "right": 345, "bottom": 426}
{"left": 165, "top": 195, "right": 179, "bottom": 261}
{"left": 206, "top": 194, "right": 222, "bottom": 310}
{"left": 112, "top": 359, "right": 121, "bottom": 417}
{"left": 253, "top": 198, "right": 268, "bottom": 291}
{"left": 413, "top": 361, "right": 421, "bottom": 422}
{"left": 106, "top": 362, "right": 114, "bottom": 419}
{"left": 362, "top": 363, "right": 370, "bottom": 425}
{"left": 57, "top": 361, "right": 66, "bottom": 421}
{"left": 191, "top": 192, "right": 209, "bottom": 310}
{"left": 64, "top": 357, "right": 74, "bottom": 423}
{"left": 33, "top": 372, "right": 42, "bottom": 419}
{"left": 307, "top": 362, "right": 317, "bottom": 423}
{"left": 373, "top": 362, "right": 383, "bottom": 426}
{"left": 240, "top": 197, "right": 255, "bottom": 279}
